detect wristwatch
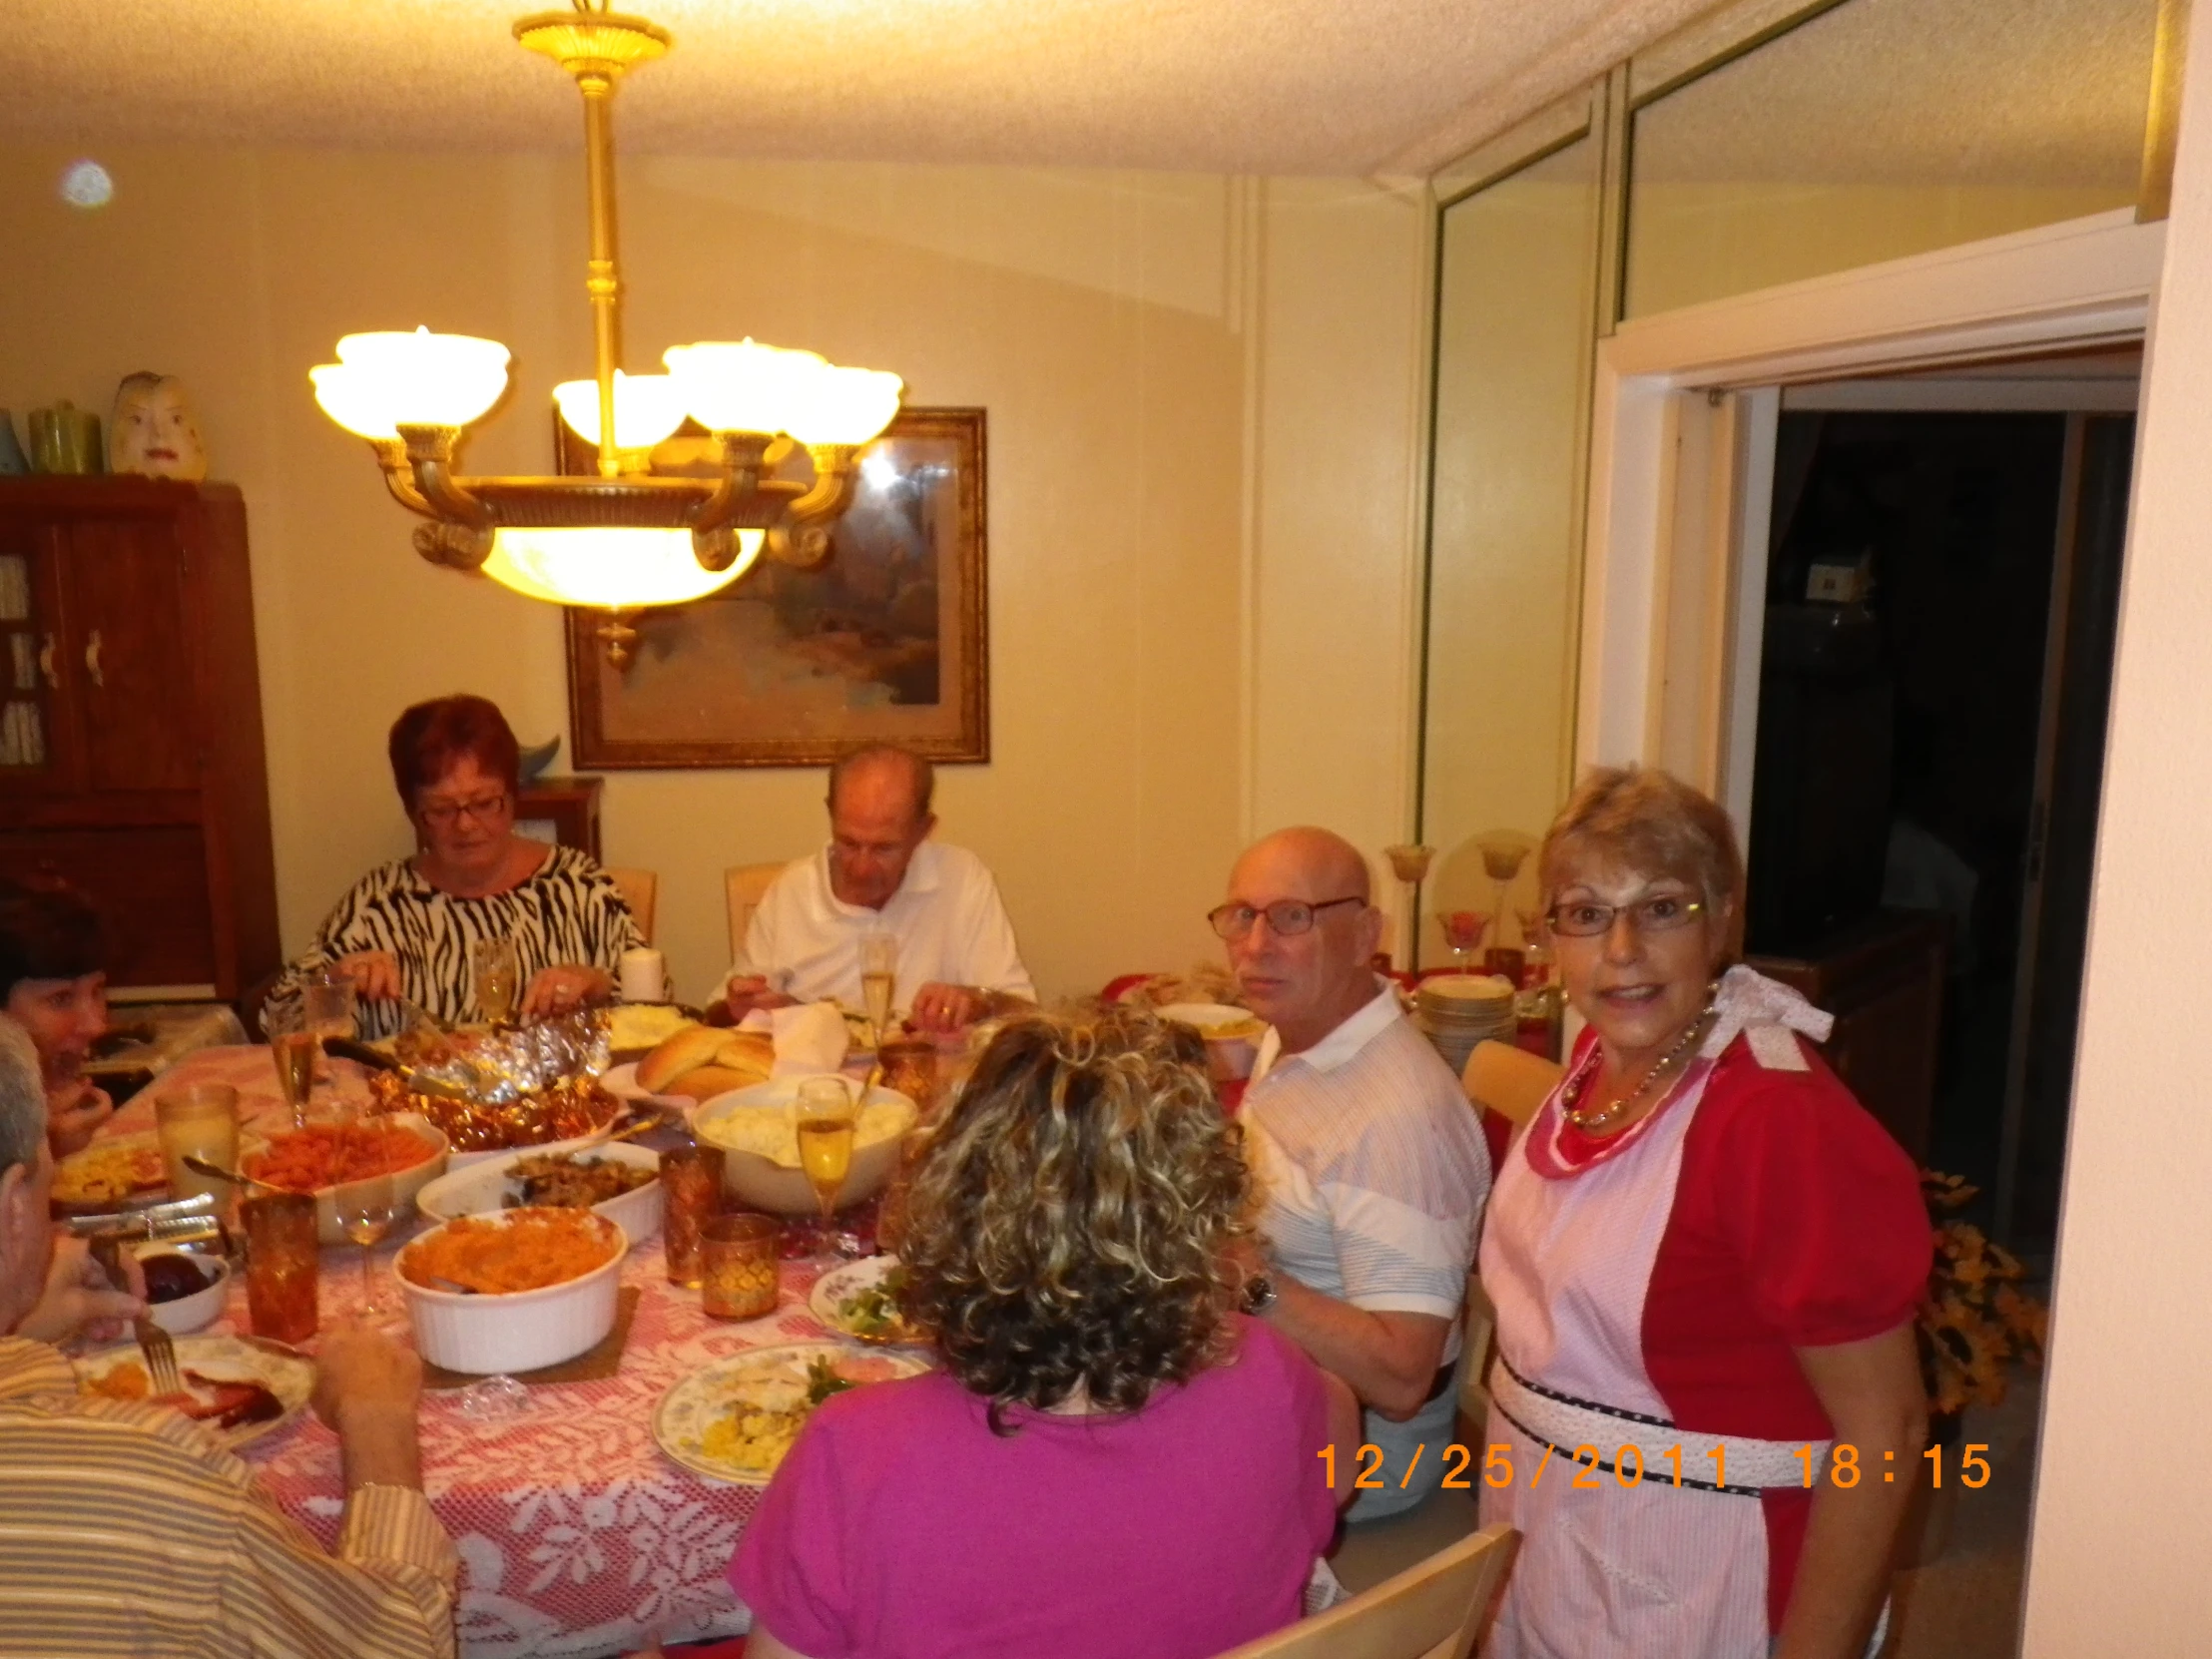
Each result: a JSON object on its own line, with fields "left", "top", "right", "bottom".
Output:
{"left": 1241, "top": 1273, "right": 1279, "bottom": 1317}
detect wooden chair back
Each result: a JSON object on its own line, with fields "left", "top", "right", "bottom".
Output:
{"left": 725, "top": 862, "right": 785, "bottom": 962}
{"left": 604, "top": 866, "right": 658, "bottom": 945}
{"left": 1460, "top": 1040, "right": 1562, "bottom": 1129}
{"left": 1210, "top": 1525, "right": 1519, "bottom": 1659}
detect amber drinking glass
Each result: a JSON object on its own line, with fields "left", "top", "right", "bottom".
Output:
{"left": 243, "top": 1193, "right": 319, "bottom": 1344}
{"left": 662, "top": 1142, "right": 726, "bottom": 1288}
{"left": 700, "top": 1213, "right": 781, "bottom": 1321}
{"left": 876, "top": 1039, "right": 938, "bottom": 1118}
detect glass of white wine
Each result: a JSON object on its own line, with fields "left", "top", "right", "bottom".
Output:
{"left": 858, "top": 932, "right": 898, "bottom": 1047}
{"left": 334, "top": 1149, "right": 395, "bottom": 1320}
{"left": 267, "top": 1006, "right": 319, "bottom": 1131}
{"left": 472, "top": 936, "right": 521, "bottom": 1026}
{"left": 796, "top": 1076, "right": 859, "bottom": 1260}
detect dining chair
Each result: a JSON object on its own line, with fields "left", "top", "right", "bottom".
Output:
{"left": 725, "top": 862, "right": 785, "bottom": 962}
{"left": 604, "top": 867, "right": 659, "bottom": 945}
{"left": 1454, "top": 1042, "right": 1559, "bottom": 1439}
{"left": 1459, "top": 1040, "right": 1561, "bottom": 1129}
{"left": 1210, "top": 1525, "right": 1519, "bottom": 1659}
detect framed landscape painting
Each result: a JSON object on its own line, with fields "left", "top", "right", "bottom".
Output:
{"left": 562, "top": 406, "right": 989, "bottom": 768}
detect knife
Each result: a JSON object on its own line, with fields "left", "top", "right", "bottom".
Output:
{"left": 320, "top": 1036, "right": 479, "bottom": 1101}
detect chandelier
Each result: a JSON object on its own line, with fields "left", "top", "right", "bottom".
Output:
{"left": 308, "top": 1, "right": 901, "bottom": 664}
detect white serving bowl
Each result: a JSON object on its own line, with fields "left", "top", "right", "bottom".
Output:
{"left": 1156, "top": 1001, "right": 1266, "bottom": 1083}
{"left": 690, "top": 1079, "right": 917, "bottom": 1217}
{"left": 135, "top": 1246, "right": 230, "bottom": 1336}
{"left": 396, "top": 1208, "right": 628, "bottom": 1375}
{"left": 413, "top": 1142, "right": 662, "bottom": 1243}
{"left": 244, "top": 1114, "right": 450, "bottom": 1246}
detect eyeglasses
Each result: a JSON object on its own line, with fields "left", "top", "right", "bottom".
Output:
{"left": 1546, "top": 893, "right": 1706, "bottom": 937}
{"left": 1207, "top": 896, "right": 1365, "bottom": 940}
{"left": 416, "top": 791, "right": 509, "bottom": 830}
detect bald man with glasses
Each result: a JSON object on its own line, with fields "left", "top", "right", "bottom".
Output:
{"left": 1212, "top": 828, "right": 1492, "bottom": 1521}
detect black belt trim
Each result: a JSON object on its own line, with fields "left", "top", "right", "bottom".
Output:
{"left": 1496, "top": 1354, "right": 1679, "bottom": 1431}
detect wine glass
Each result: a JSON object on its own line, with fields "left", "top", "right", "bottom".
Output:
{"left": 334, "top": 1150, "right": 395, "bottom": 1320}
{"left": 858, "top": 932, "right": 897, "bottom": 1047}
{"left": 267, "top": 1007, "right": 319, "bottom": 1131}
{"left": 472, "top": 936, "right": 521, "bottom": 1026}
{"left": 1436, "top": 909, "right": 1489, "bottom": 973}
{"left": 795, "top": 1076, "right": 859, "bottom": 1260}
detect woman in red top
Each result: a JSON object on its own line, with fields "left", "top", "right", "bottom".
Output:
{"left": 1478, "top": 767, "right": 1930, "bottom": 1659}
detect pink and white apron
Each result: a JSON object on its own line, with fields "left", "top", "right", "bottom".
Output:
{"left": 1477, "top": 967, "right": 1856, "bottom": 1659}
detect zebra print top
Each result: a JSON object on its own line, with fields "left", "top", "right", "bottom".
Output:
{"left": 260, "top": 843, "right": 642, "bottom": 1041}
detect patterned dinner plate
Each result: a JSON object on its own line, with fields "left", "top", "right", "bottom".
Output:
{"left": 653, "top": 1342, "right": 928, "bottom": 1486}
{"left": 73, "top": 1332, "right": 316, "bottom": 1450}
{"left": 809, "top": 1255, "right": 925, "bottom": 1348}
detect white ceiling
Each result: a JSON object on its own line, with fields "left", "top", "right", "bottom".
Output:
{"left": 0, "top": 0, "right": 1712, "bottom": 177}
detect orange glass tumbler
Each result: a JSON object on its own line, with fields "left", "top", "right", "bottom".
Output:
{"left": 662, "top": 1142, "right": 726, "bottom": 1288}
{"left": 700, "top": 1213, "right": 782, "bottom": 1320}
{"left": 243, "top": 1192, "right": 319, "bottom": 1344}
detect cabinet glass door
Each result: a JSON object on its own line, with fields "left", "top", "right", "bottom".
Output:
{"left": 0, "top": 539, "right": 55, "bottom": 777}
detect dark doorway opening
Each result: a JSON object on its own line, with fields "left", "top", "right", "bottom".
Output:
{"left": 1744, "top": 407, "right": 2135, "bottom": 1247}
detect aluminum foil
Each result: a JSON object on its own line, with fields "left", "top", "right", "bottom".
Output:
{"left": 393, "top": 1009, "right": 613, "bottom": 1105}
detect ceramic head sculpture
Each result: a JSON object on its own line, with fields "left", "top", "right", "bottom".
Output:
{"left": 108, "top": 371, "right": 208, "bottom": 480}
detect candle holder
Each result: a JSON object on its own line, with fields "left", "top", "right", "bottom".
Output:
{"left": 1382, "top": 843, "right": 1435, "bottom": 973}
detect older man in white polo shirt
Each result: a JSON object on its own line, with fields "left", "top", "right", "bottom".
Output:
{"left": 1219, "top": 827, "right": 1491, "bottom": 1520}
{"left": 722, "top": 746, "right": 1034, "bottom": 1032}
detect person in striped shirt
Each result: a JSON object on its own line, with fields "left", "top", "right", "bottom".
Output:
{"left": 0, "top": 1017, "right": 458, "bottom": 1657}
{"left": 1214, "top": 828, "right": 1492, "bottom": 1521}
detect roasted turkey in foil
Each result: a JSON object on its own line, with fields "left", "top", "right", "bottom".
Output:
{"left": 368, "top": 1010, "right": 621, "bottom": 1151}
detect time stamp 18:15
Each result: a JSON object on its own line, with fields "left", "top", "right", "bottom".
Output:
{"left": 1318, "top": 1442, "right": 1995, "bottom": 1493}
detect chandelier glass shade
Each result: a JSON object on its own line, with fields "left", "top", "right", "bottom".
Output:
{"left": 308, "top": 2, "right": 901, "bottom": 663}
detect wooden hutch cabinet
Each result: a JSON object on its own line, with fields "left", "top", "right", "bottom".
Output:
{"left": 0, "top": 478, "right": 279, "bottom": 1000}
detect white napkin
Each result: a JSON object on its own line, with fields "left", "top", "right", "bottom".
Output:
{"left": 755, "top": 1001, "right": 850, "bottom": 1080}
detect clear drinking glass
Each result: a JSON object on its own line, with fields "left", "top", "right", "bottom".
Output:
{"left": 334, "top": 1158, "right": 395, "bottom": 1320}
{"left": 303, "top": 973, "right": 356, "bottom": 1044}
{"left": 1437, "top": 909, "right": 1488, "bottom": 972}
{"left": 796, "top": 1076, "right": 858, "bottom": 1260}
{"left": 858, "top": 932, "right": 897, "bottom": 1045}
{"left": 267, "top": 1007, "right": 319, "bottom": 1131}
{"left": 157, "top": 1084, "right": 241, "bottom": 1221}
{"left": 472, "top": 936, "right": 521, "bottom": 1025}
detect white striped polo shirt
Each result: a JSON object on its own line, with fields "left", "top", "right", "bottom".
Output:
{"left": 1243, "top": 981, "right": 1491, "bottom": 1516}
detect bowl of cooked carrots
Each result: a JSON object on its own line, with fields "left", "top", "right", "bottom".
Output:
{"left": 241, "top": 1115, "right": 449, "bottom": 1245}
{"left": 396, "top": 1207, "right": 628, "bottom": 1375}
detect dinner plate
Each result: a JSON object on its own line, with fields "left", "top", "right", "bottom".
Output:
{"left": 653, "top": 1342, "right": 929, "bottom": 1485}
{"left": 598, "top": 1063, "right": 689, "bottom": 1113}
{"left": 809, "top": 1255, "right": 924, "bottom": 1347}
{"left": 72, "top": 1333, "right": 316, "bottom": 1449}
{"left": 50, "top": 1132, "right": 170, "bottom": 1213}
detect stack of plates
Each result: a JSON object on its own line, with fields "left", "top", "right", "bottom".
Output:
{"left": 1415, "top": 974, "right": 1517, "bottom": 1076}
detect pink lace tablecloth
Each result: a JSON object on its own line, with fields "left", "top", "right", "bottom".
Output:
{"left": 98, "top": 1046, "right": 848, "bottom": 1658}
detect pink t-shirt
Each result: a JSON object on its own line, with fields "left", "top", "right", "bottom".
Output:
{"left": 729, "top": 1316, "right": 1336, "bottom": 1659}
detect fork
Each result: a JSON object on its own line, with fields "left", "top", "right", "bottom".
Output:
{"left": 89, "top": 1233, "right": 183, "bottom": 1395}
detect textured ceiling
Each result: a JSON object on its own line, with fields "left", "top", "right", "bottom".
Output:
{"left": 0, "top": 0, "right": 1706, "bottom": 176}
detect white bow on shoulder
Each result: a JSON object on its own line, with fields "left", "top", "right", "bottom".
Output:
{"left": 1699, "top": 963, "right": 1835, "bottom": 1071}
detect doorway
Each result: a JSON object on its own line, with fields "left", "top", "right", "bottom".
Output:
{"left": 1740, "top": 368, "right": 2137, "bottom": 1247}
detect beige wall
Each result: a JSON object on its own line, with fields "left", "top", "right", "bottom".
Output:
{"left": 2020, "top": 3, "right": 2212, "bottom": 1645}
{"left": 1626, "top": 180, "right": 2133, "bottom": 317}
{"left": 0, "top": 147, "right": 1424, "bottom": 1003}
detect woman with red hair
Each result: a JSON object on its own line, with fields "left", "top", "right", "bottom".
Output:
{"left": 261, "top": 695, "right": 639, "bottom": 1040}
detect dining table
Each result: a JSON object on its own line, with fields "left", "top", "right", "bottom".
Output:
{"left": 91, "top": 1042, "right": 871, "bottom": 1659}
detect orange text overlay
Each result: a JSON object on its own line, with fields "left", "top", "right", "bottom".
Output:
{"left": 1318, "top": 1441, "right": 1993, "bottom": 1492}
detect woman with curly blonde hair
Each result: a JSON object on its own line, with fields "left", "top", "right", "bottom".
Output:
{"left": 729, "top": 1006, "right": 1359, "bottom": 1659}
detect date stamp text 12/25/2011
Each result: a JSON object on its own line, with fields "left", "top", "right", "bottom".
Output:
{"left": 1319, "top": 1441, "right": 1993, "bottom": 1493}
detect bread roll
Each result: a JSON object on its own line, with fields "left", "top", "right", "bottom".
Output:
{"left": 636, "top": 1023, "right": 724, "bottom": 1092}
{"left": 637, "top": 1023, "right": 777, "bottom": 1096}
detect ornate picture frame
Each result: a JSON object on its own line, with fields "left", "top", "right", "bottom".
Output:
{"left": 561, "top": 406, "right": 989, "bottom": 769}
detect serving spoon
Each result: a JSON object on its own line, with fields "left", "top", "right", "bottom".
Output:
{"left": 182, "top": 1154, "right": 287, "bottom": 1197}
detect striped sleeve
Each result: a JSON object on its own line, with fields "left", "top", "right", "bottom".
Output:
{"left": 222, "top": 1481, "right": 457, "bottom": 1659}
{"left": 0, "top": 1336, "right": 77, "bottom": 1397}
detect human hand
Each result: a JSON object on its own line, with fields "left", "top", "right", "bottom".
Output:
{"left": 46, "top": 1081, "right": 115, "bottom": 1159}
{"left": 521, "top": 964, "right": 612, "bottom": 1021}
{"left": 313, "top": 1321, "right": 423, "bottom": 1430}
{"left": 908, "top": 982, "right": 985, "bottom": 1032}
{"left": 11, "top": 1235, "right": 146, "bottom": 1346}
{"left": 331, "top": 951, "right": 403, "bottom": 1002}
{"left": 722, "top": 977, "right": 798, "bottom": 1022}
